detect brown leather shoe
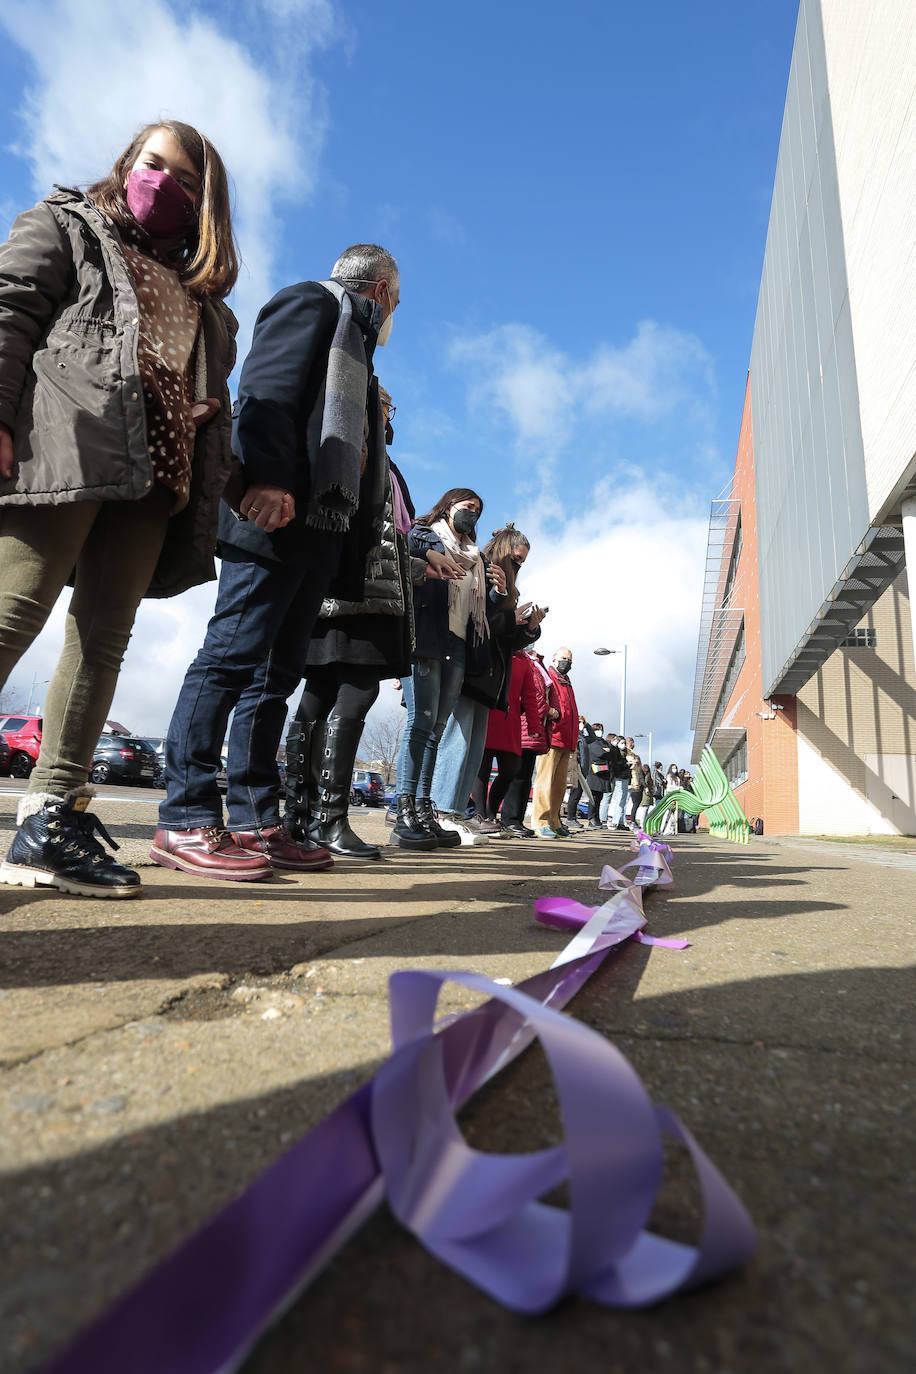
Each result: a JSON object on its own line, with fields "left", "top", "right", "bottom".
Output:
{"left": 149, "top": 826, "right": 273, "bottom": 882}
{"left": 232, "top": 824, "right": 334, "bottom": 872}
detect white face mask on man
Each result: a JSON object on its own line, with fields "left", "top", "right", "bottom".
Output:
{"left": 376, "top": 310, "right": 393, "bottom": 346}
{"left": 375, "top": 281, "right": 396, "bottom": 346}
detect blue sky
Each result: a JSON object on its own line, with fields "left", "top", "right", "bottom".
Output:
{"left": 0, "top": 0, "right": 800, "bottom": 764}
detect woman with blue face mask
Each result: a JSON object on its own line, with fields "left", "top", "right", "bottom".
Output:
{"left": 390, "top": 487, "right": 506, "bottom": 849}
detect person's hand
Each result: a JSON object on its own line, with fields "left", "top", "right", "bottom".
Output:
{"left": 0, "top": 425, "right": 14, "bottom": 480}
{"left": 191, "top": 398, "right": 221, "bottom": 428}
{"left": 548, "top": 707, "right": 560, "bottom": 720}
{"left": 240, "top": 483, "right": 295, "bottom": 531}
{"left": 528, "top": 604, "right": 548, "bottom": 627}
{"left": 515, "top": 601, "right": 534, "bottom": 625}
{"left": 425, "top": 549, "right": 464, "bottom": 580}
{"left": 487, "top": 563, "right": 507, "bottom": 594}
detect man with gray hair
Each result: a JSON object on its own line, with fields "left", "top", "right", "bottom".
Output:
{"left": 152, "top": 245, "right": 400, "bottom": 882}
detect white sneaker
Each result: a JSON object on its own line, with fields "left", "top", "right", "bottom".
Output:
{"left": 437, "top": 814, "right": 488, "bottom": 846}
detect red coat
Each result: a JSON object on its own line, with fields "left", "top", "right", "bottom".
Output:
{"left": 485, "top": 652, "right": 544, "bottom": 755}
{"left": 546, "top": 666, "right": 579, "bottom": 750}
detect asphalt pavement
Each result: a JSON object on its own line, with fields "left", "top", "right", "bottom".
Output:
{"left": 0, "top": 785, "right": 913, "bottom": 1373}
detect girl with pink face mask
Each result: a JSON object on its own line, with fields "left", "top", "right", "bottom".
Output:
{"left": 0, "top": 120, "right": 238, "bottom": 900}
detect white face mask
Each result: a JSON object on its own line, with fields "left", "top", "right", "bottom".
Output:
{"left": 376, "top": 310, "right": 393, "bottom": 347}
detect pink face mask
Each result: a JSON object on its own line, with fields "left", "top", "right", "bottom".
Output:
{"left": 126, "top": 168, "right": 196, "bottom": 238}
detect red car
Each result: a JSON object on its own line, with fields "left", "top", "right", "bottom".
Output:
{"left": 0, "top": 715, "right": 42, "bottom": 779}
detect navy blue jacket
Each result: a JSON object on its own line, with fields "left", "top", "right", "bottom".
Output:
{"left": 219, "top": 281, "right": 381, "bottom": 567}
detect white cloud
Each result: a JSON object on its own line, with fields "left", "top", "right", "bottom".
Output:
{"left": 0, "top": 0, "right": 338, "bottom": 356}
{"left": 512, "top": 476, "right": 709, "bottom": 769}
{"left": 450, "top": 318, "right": 716, "bottom": 446}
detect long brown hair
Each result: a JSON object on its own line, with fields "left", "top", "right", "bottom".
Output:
{"left": 87, "top": 120, "right": 239, "bottom": 298}
{"left": 483, "top": 522, "right": 530, "bottom": 608}
{"left": 415, "top": 487, "right": 483, "bottom": 528}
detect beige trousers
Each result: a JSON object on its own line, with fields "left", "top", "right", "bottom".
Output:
{"left": 531, "top": 746, "right": 571, "bottom": 830}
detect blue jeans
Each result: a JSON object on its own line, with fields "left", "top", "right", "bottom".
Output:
{"left": 159, "top": 537, "right": 341, "bottom": 831}
{"left": 396, "top": 635, "right": 466, "bottom": 798}
{"left": 610, "top": 777, "right": 628, "bottom": 826}
{"left": 598, "top": 790, "right": 612, "bottom": 824}
{"left": 431, "top": 693, "right": 489, "bottom": 814}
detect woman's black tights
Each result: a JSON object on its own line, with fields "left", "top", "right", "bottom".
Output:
{"left": 472, "top": 750, "right": 519, "bottom": 819}
{"left": 294, "top": 664, "right": 381, "bottom": 725}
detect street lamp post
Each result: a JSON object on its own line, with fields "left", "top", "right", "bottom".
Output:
{"left": 593, "top": 645, "right": 627, "bottom": 736}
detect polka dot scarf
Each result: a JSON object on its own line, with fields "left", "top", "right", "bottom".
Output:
{"left": 122, "top": 223, "right": 201, "bottom": 511}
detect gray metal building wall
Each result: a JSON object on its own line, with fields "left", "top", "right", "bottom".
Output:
{"left": 750, "top": 0, "right": 869, "bottom": 696}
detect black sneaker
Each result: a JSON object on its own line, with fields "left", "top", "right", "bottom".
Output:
{"left": 0, "top": 796, "right": 141, "bottom": 899}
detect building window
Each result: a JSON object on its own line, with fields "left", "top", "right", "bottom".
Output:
{"left": 841, "top": 628, "right": 876, "bottom": 648}
{"left": 710, "top": 619, "right": 746, "bottom": 735}
{"left": 724, "top": 738, "right": 748, "bottom": 787}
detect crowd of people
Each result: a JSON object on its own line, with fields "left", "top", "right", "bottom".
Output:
{"left": 563, "top": 727, "right": 696, "bottom": 837}
{"left": 0, "top": 116, "right": 692, "bottom": 899}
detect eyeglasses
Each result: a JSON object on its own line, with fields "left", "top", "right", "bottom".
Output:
{"left": 386, "top": 404, "right": 397, "bottom": 419}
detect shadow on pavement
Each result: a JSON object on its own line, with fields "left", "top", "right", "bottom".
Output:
{"left": 2, "top": 958, "right": 912, "bottom": 1374}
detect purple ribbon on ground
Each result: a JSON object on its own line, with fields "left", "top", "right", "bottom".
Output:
{"left": 40, "top": 845, "right": 750, "bottom": 1374}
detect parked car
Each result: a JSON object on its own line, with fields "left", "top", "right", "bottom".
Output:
{"left": 350, "top": 768, "right": 386, "bottom": 807}
{"left": 0, "top": 715, "right": 43, "bottom": 778}
{"left": 90, "top": 734, "right": 159, "bottom": 786}
{"left": 142, "top": 737, "right": 168, "bottom": 788}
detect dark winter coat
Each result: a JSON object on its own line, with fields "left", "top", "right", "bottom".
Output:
{"left": 580, "top": 722, "right": 614, "bottom": 794}
{"left": 0, "top": 188, "right": 237, "bottom": 598}
{"left": 304, "top": 467, "right": 425, "bottom": 675}
{"left": 546, "top": 666, "right": 579, "bottom": 751}
{"left": 406, "top": 524, "right": 504, "bottom": 667}
{"left": 461, "top": 602, "right": 540, "bottom": 713}
{"left": 221, "top": 280, "right": 385, "bottom": 588}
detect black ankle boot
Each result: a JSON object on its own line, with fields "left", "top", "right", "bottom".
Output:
{"left": 0, "top": 794, "right": 141, "bottom": 899}
{"left": 389, "top": 794, "right": 437, "bottom": 850}
{"left": 414, "top": 797, "right": 461, "bottom": 847}
{"left": 312, "top": 718, "right": 381, "bottom": 860}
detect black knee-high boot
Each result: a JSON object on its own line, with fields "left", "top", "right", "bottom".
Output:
{"left": 283, "top": 715, "right": 318, "bottom": 844}
{"left": 312, "top": 717, "right": 381, "bottom": 859}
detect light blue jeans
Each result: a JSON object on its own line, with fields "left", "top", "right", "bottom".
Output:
{"left": 430, "top": 693, "right": 489, "bottom": 814}
{"left": 610, "top": 777, "right": 628, "bottom": 827}
{"left": 394, "top": 635, "right": 466, "bottom": 799}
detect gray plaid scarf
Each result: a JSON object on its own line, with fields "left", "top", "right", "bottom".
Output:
{"left": 305, "top": 279, "right": 377, "bottom": 531}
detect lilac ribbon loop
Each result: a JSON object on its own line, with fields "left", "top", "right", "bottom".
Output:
{"left": 372, "top": 969, "right": 754, "bottom": 1312}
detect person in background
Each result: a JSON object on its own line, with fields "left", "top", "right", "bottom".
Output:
{"left": 653, "top": 761, "right": 667, "bottom": 809}
{"left": 531, "top": 647, "right": 579, "bottom": 839}
{"left": 607, "top": 731, "right": 631, "bottom": 830}
{"left": 580, "top": 720, "right": 615, "bottom": 827}
{"left": 472, "top": 646, "right": 543, "bottom": 834}
{"left": 390, "top": 488, "right": 504, "bottom": 850}
{"left": 283, "top": 387, "right": 445, "bottom": 860}
{"left": 626, "top": 749, "right": 644, "bottom": 828}
{"left": 635, "top": 762, "right": 654, "bottom": 828}
{"left": 499, "top": 645, "right": 551, "bottom": 837}
{"left": 564, "top": 716, "right": 590, "bottom": 832}
{"left": 0, "top": 120, "right": 238, "bottom": 899}
{"left": 660, "top": 763, "right": 680, "bottom": 836}
{"left": 434, "top": 523, "right": 544, "bottom": 841}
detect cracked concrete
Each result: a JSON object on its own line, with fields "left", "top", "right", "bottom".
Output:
{"left": 0, "top": 786, "right": 914, "bottom": 1373}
